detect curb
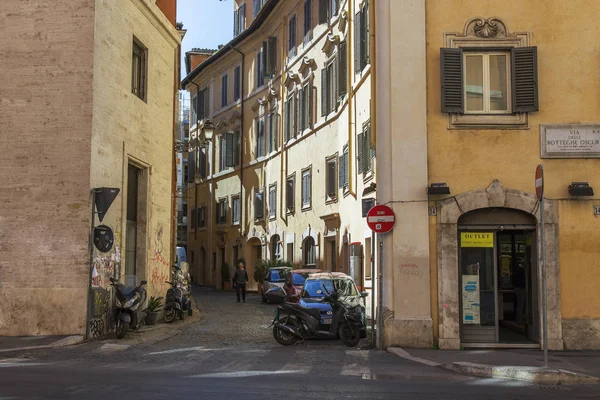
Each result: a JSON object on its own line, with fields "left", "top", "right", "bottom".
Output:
{"left": 387, "top": 347, "right": 600, "bottom": 385}
{"left": 0, "top": 335, "right": 84, "bottom": 354}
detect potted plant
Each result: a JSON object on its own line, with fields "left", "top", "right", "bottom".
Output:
{"left": 145, "top": 296, "right": 163, "bottom": 325}
{"left": 221, "top": 262, "right": 231, "bottom": 291}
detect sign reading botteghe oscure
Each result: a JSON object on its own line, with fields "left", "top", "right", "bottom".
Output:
{"left": 541, "top": 124, "right": 600, "bottom": 158}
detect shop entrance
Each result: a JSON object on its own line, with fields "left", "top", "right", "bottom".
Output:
{"left": 458, "top": 209, "right": 539, "bottom": 347}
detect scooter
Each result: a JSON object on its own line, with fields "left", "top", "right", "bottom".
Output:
{"left": 164, "top": 264, "right": 192, "bottom": 323}
{"left": 109, "top": 277, "right": 147, "bottom": 339}
{"left": 270, "top": 288, "right": 363, "bottom": 347}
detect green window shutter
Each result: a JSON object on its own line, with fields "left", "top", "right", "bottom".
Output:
{"left": 344, "top": 152, "right": 349, "bottom": 187}
{"left": 327, "top": 161, "right": 336, "bottom": 196}
{"left": 319, "top": 0, "right": 328, "bottom": 24}
{"left": 321, "top": 68, "right": 327, "bottom": 117}
{"left": 291, "top": 95, "right": 297, "bottom": 137}
{"left": 261, "top": 41, "right": 268, "bottom": 79}
{"left": 338, "top": 41, "right": 347, "bottom": 98}
{"left": 286, "top": 179, "right": 294, "bottom": 211}
{"left": 511, "top": 46, "right": 539, "bottom": 113}
{"left": 364, "top": 128, "right": 371, "bottom": 172}
{"left": 233, "top": 132, "right": 240, "bottom": 167}
{"left": 199, "top": 148, "right": 207, "bottom": 177}
{"left": 440, "top": 48, "right": 464, "bottom": 114}
{"left": 333, "top": 60, "right": 338, "bottom": 109}
{"left": 268, "top": 36, "right": 277, "bottom": 77}
{"left": 338, "top": 154, "right": 344, "bottom": 189}
{"left": 225, "top": 132, "right": 234, "bottom": 167}
{"left": 354, "top": 11, "right": 361, "bottom": 74}
{"left": 357, "top": 132, "right": 363, "bottom": 174}
{"left": 272, "top": 113, "right": 279, "bottom": 150}
{"left": 266, "top": 114, "right": 272, "bottom": 154}
{"left": 284, "top": 100, "right": 290, "bottom": 142}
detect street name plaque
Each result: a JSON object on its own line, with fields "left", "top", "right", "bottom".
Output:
{"left": 541, "top": 124, "right": 600, "bottom": 158}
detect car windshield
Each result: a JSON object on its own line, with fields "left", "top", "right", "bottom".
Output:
{"left": 270, "top": 269, "right": 289, "bottom": 283}
{"left": 302, "top": 278, "right": 358, "bottom": 298}
{"left": 292, "top": 273, "right": 309, "bottom": 286}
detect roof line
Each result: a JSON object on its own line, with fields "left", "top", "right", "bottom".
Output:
{"left": 181, "top": 0, "right": 279, "bottom": 88}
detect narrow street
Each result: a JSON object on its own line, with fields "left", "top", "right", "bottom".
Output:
{"left": 0, "top": 287, "right": 599, "bottom": 399}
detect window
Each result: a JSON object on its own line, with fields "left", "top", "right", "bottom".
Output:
{"left": 266, "top": 108, "right": 278, "bottom": 153}
{"left": 319, "top": 0, "right": 339, "bottom": 24}
{"left": 190, "top": 208, "right": 196, "bottom": 230}
{"left": 253, "top": 0, "right": 261, "bottom": 17}
{"left": 298, "top": 83, "right": 312, "bottom": 132}
{"left": 234, "top": 66, "right": 241, "bottom": 101}
{"left": 191, "top": 94, "right": 198, "bottom": 125}
{"left": 232, "top": 196, "right": 240, "bottom": 225}
{"left": 338, "top": 145, "right": 349, "bottom": 190}
{"left": 284, "top": 93, "right": 297, "bottom": 142}
{"left": 304, "top": 0, "right": 312, "bottom": 42}
{"left": 354, "top": 2, "right": 369, "bottom": 74}
{"left": 287, "top": 243, "right": 294, "bottom": 264}
{"left": 233, "top": 4, "right": 246, "bottom": 36}
{"left": 256, "top": 117, "right": 265, "bottom": 158}
{"left": 256, "top": 49, "right": 264, "bottom": 88}
{"left": 440, "top": 19, "right": 537, "bottom": 128}
{"left": 131, "top": 37, "right": 147, "bottom": 101}
{"left": 197, "top": 87, "right": 210, "bottom": 121}
{"left": 232, "top": 130, "right": 241, "bottom": 167}
{"left": 254, "top": 188, "right": 265, "bottom": 220}
{"left": 262, "top": 37, "right": 277, "bottom": 80}
{"left": 198, "top": 206, "right": 206, "bottom": 229}
{"left": 221, "top": 74, "right": 228, "bottom": 108}
{"left": 325, "top": 156, "right": 337, "bottom": 202}
{"left": 198, "top": 147, "right": 208, "bottom": 178}
{"left": 219, "top": 132, "right": 236, "bottom": 170}
{"left": 301, "top": 168, "right": 311, "bottom": 209}
{"left": 269, "top": 184, "right": 277, "bottom": 220}
{"left": 186, "top": 150, "right": 196, "bottom": 183}
{"left": 357, "top": 123, "right": 375, "bottom": 175}
{"left": 286, "top": 174, "right": 295, "bottom": 213}
{"left": 288, "top": 15, "right": 297, "bottom": 59}
{"left": 321, "top": 61, "right": 336, "bottom": 116}
{"left": 303, "top": 237, "right": 316, "bottom": 267}
{"left": 216, "top": 199, "right": 227, "bottom": 225}
{"left": 271, "top": 235, "right": 281, "bottom": 260}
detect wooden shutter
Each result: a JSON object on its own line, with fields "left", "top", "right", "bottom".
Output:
{"left": 187, "top": 151, "right": 196, "bottom": 183}
{"left": 363, "top": 128, "right": 371, "bottom": 172}
{"left": 355, "top": 11, "right": 361, "bottom": 74}
{"left": 308, "top": 84, "right": 314, "bottom": 127}
{"left": 362, "top": 4, "right": 369, "bottom": 65}
{"left": 357, "top": 132, "right": 363, "bottom": 174}
{"left": 511, "top": 46, "right": 538, "bottom": 112}
{"left": 343, "top": 152, "right": 349, "bottom": 187}
{"left": 298, "top": 88, "right": 305, "bottom": 131}
{"left": 272, "top": 113, "right": 279, "bottom": 150}
{"left": 319, "top": 0, "right": 328, "bottom": 24}
{"left": 321, "top": 68, "right": 327, "bottom": 117}
{"left": 287, "top": 179, "right": 294, "bottom": 211}
{"left": 240, "top": 4, "right": 245, "bottom": 32}
{"left": 338, "top": 154, "right": 345, "bottom": 189}
{"left": 255, "top": 191, "right": 264, "bottom": 219}
{"left": 369, "top": 127, "right": 376, "bottom": 169}
{"left": 204, "top": 89, "right": 210, "bottom": 120}
{"left": 440, "top": 48, "right": 464, "bottom": 113}
{"left": 327, "top": 161, "right": 336, "bottom": 196}
{"left": 198, "top": 91, "right": 205, "bottom": 121}
{"left": 304, "top": 0, "right": 311, "bottom": 37}
{"left": 222, "top": 74, "right": 228, "bottom": 107}
{"left": 233, "top": 132, "right": 240, "bottom": 166}
{"left": 268, "top": 37, "right": 277, "bottom": 77}
{"left": 225, "top": 132, "right": 234, "bottom": 167}
{"left": 291, "top": 95, "right": 297, "bottom": 137}
{"left": 338, "top": 40, "right": 347, "bottom": 98}
{"left": 233, "top": 8, "right": 239, "bottom": 36}
{"left": 234, "top": 66, "right": 241, "bottom": 100}
{"left": 199, "top": 147, "right": 207, "bottom": 177}
{"left": 284, "top": 100, "right": 290, "bottom": 142}
{"left": 261, "top": 41, "right": 268, "bottom": 80}
{"left": 332, "top": 60, "right": 338, "bottom": 109}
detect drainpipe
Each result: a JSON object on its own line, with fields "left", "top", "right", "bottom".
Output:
{"left": 347, "top": 0, "right": 355, "bottom": 198}
{"left": 190, "top": 81, "right": 201, "bottom": 244}
{"left": 229, "top": 44, "right": 245, "bottom": 246}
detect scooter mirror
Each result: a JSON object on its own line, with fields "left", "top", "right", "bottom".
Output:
{"left": 140, "top": 280, "right": 147, "bottom": 285}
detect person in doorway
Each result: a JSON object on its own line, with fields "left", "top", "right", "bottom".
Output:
{"left": 234, "top": 258, "right": 249, "bottom": 303}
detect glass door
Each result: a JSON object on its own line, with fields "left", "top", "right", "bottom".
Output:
{"left": 459, "top": 232, "right": 498, "bottom": 343}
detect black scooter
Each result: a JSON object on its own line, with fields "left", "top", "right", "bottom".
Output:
{"left": 109, "top": 277, "right": 147, "bottom": 339}
{"left": 271, "top": 289, "right": 364, "bottom": 347}
{"left": 164, "top": 264, "right": 192, "bottom": 323}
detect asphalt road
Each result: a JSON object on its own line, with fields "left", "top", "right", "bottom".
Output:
{"left": 0, "top": 287, "right": 598, "bottom": 399}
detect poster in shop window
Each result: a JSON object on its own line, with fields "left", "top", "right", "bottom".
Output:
{"left": 462, "top": 274, "right": 480, "bottom": 324}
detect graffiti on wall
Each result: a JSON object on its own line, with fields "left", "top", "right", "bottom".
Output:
{"left": 91, "top": 245, "right": 122, "bottom": 287}
{"left": 89, "top": 287, "right": 110, "bottom": 338}
{"left": 150, "top": 223, "right": 170, "bottom": 291}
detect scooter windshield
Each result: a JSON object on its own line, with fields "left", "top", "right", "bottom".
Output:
{"left": 117, "top": 274, "right": 139, "bottom": 296}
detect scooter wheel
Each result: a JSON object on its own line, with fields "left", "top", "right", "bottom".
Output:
{"left": 116, "top": 320, "right": 129, "bottom": 339}
{"left": 338, "top": 322, "right": 360, "bottom": 347}
{"left": 180, "top": 310, "right": 186, "bottom": 321}
{"left": 164, "top": 309, "right": 176, "bottom": 323}
{"left": 273, "top": 317, "right": 298, "bottom": 346}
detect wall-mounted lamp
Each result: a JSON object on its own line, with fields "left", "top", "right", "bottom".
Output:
{"left": 427, "top": 182, "right": 451, "bottom": 195}
{"left": 568, "top": 182, "right": 594, "bottom": 196}
{"left": 199, "top": 119, "right": 214, "bottom": 144}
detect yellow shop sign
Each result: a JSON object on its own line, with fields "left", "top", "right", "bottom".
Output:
{"left": 461, "top": 232, "right": 494, "bottom": 248}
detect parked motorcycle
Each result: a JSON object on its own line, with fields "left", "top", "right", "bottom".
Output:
{"left": 164, "top": 264, "right": 192, "bottom": 323}
{"left": 270, "top": 288, "right": 363, "bottom": 347}
{"left": 109, "top": 276, "right": 147, "bottom": 339}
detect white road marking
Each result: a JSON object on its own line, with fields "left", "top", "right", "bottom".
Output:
{"left": 341, "top": 350, "right": 371, "bottom": 376}
{"left": 94, "top": 343, "right": 130, "bottom": 354}
{"left": 189, "top": 370, "right": 303, "bottom": 378}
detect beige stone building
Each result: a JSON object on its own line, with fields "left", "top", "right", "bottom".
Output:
{"left": 0, "top": 0, "right": 181, "bottom": 337}
{"left": 182, "top": 0, "right": 376, "bottom": 313}
{"left": 376, "top": 0, "right": 600, "bottom": 350}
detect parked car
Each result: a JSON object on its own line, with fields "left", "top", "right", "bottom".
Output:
{"left": 283, "top": 269, "right": 322, "bottom": 302}
{"left": 298, "top": 272, "right": 368, "bottom": 338}
{"left": 262, "top": 266, "right": 293, "bottom": 302}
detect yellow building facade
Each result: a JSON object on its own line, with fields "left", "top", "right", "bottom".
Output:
{"left": 183, "top": 0, "right": 377, "bottom": 314}
{"left": 376, "top": 0, "right": 600, "bottom": 349}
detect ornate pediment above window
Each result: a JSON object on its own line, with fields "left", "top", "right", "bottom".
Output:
{"left": 444, "top": 17, "right": 529, "bottom": 47}
{"left": 298, "top": 56, "right": 317, "bottom": 79}
{"left": 284, "top": 71, "right": 300, "bottom": 90}
{"left": 228, "top": 110, "right": 241, "bottom": 126}
{"left": 214, "top": 118, "right": 229, "bottom": 130}
{"left": 338, "top": 10, "right": 348, "bottom": 33}
{"left": 265, "top": 85, "right": 279, "bottom": 103}
{"left": 321, "top": 33, "right": 340, "bottom": 57}
{"left": 251, "top": 97, "right": 267, "bottom": 114}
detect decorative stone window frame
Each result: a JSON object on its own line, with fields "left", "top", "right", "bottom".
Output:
{"left": 231, "top": 194, "right": 241, "bottom": 226}
{"left": 325, "top": 153, "right": 339, "bottom": 204}
{"left": 444, "top": 17, "right": 531, "bottom": 129}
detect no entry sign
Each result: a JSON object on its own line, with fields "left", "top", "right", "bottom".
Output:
{"left": 367, "top": 205, "right": 396, "bottom": 234}
{"left": 535, "top": 164, "right": 544, "bottom": 200}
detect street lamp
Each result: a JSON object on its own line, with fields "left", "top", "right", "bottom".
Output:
{"left": 199, "top": 119, "right": 214, "bottom": 144}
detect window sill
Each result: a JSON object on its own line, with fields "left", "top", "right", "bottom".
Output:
{"left": 325, "top": 196, "right": 338, "bottom": 205}
{"left": 448, "top": 112, "right": 528, "bottom": 130}
{"left": 269, "top": 215, "right": 276, "bottom": 221}
{"left": 232, "top": 221, "right": 240, "bottom": 226}
{"left": 301, "top": 205, "right": 312, "bottom": 212}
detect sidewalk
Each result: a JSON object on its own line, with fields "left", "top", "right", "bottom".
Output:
{"left": 389, "top": 347, "right": 600, "bottom": 385}
{"left": 0, "top": 335, "right": 83, "bottom": 353}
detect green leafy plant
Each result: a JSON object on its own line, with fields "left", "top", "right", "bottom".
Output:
{"left": 145, "top": 296, "right": 163, "bottom": 313}
{"left": 254, "top": 259, "right": 293, "bottom": 284}
{"left": 221, "top": 262, "right": 230, "bottom": 282}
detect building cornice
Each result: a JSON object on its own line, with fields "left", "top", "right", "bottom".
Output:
{"left": 132, "top": 0, "right": 181, "bottom": 47}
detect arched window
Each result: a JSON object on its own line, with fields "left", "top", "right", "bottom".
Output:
{"left": 271, "top": 234, "right": 281, "bottom": 260}
{"left": 303, "top": 237, "right": 316, "bottom": 268}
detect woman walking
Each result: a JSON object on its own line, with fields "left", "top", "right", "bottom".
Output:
{"left": 233, "top": 258, "right": 249, "bottom": 303}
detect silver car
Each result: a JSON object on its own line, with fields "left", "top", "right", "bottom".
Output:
{"left": 262, "top": 267, "right": 292, "bottom": 302}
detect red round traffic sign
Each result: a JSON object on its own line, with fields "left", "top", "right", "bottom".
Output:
{"left": 367, "top": 205, "right": 396, "bottom": 234}
{"left": 535, "top": 164, "right": 544, "bottom": 200}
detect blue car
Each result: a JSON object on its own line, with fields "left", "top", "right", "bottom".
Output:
{"left": 298, "top": 272, "right": 367, "bottom": 338}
